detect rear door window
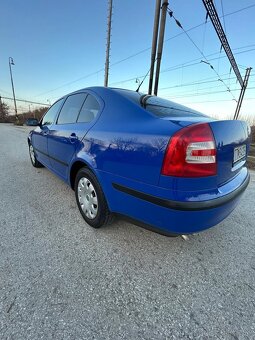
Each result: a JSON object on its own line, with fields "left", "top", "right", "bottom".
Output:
{"left": 57, "top": 93, "right": 87, "bottom": 124}
{"left": 77, "top": 94, "right": 100, "bottom": 123}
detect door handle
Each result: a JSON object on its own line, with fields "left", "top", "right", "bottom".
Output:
{"left": 69, "top": 133, "right": 78, "bottom": 143}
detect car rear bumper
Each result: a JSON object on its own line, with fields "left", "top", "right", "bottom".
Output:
{"left": 97, "top": 168, "right": 250, "bottom": 234}
{"left": 112, "top": 172, "right": 250, "bottom": 211}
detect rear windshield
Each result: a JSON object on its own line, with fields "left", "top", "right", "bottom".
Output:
{"left": 144, "top": 96, "right": 206, "bottom": 118}
{"left": 112, "top": 89, "right": 206, "bottom": 118}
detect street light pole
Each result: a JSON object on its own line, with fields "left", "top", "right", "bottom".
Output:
{"left": 9, "top": 57, "right": 18, "bottom": 120}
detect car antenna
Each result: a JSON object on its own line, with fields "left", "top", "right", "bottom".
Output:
{"left": 136, "top": 59, "right": 157, "bottom": 92}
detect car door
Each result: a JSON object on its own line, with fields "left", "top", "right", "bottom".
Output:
{"left": 47, "top": 92, "right": 101, "bottom": 180}
{"left": 31, "top": 98, "right": 65, "bottom": 167}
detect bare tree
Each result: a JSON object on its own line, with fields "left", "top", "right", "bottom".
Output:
{"left": 0, "top": 101, "right": 10, "bottom": 122}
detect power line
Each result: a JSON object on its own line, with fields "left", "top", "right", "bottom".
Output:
{"left": 161, "top": 77, "right": 254, "bottom": 93}
{"left": 0, "top": 88, "right": 12, "bottom": 96}
{"left": 167, "top": 6, "right": 238, "bottom": 101}
{"left": 181, "top": 97, "right": 255, "bottom": 105}
{"left": 163, "top": 3, "right": 255, "bottom": 45}
{"left": 109, "top": 72, "right": 230, "bottom": 88}
{"left": 162, "top": 86, "right": 255, "bottom": 100}
{"left": 32, "top": 2, "right": 255, "bottom": 99}
{"left": 159, "top": 74, "right": 236, "bottom": 90}
{"left": 1, "top": 96, "right": 50, "bottom": 106}
{"left": 108, "top": 45, "right": 255, "bottom": 87}
{"left": 119, "top": 2, "right": 255, "bottom": 60}
{"left": 161, "top": 47, "right": 255, "bottom": 74}
{"left": 160, "top": 77, "right": 255, "bottom": 92}
{"left": 160, "top": 82, "right": 255, "bottom": 101}
{"left": 34, "top": 68, "right": 104, "bottom": 98}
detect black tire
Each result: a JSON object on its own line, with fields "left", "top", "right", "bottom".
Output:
{"left": 75, "top": 167, "right": 113, "bottom": 228}
{"left": 28, "top": 143, "right": 43, "bottom": 168}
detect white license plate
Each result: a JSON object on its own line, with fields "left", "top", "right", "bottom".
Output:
{"left": 233, "top": 144, "right": 246, "bottom": 164}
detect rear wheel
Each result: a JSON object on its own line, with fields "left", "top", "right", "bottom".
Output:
{"left": 75, "top": 167, "right": 113, "bottom": 228}
{"left": 29, "top": 143, "right": 43, "bottom": 168}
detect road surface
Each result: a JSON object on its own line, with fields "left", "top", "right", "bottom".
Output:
{"left": 0, "top": 123, "right": 254, "bottom": 339}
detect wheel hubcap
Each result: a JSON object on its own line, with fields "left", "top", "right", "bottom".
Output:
{"left": 29, "top": 145, "right": 35, "bottom": 164}
{"left": 78, "top": 177, "right": 98, "bottom": 220}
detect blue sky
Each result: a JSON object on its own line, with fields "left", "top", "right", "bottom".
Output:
{"left": 0, "top": 0, "right": 255, "bottom": 119}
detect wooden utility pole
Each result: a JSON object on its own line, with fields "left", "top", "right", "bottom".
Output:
{"left": 153, "top": 0, "right": 169, "bottom": 96}
{"left": 234, "top": 67, "right": 252, "bottom": 120}
{"left": 104, "top": 0, "right": 113, "bottom": 87}
{"left": 148, "top": 0, "right": 162, "bottom": 95}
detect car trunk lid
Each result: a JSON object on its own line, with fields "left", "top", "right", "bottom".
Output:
{"left": 208, "top": 120, "right": 250, "bottom": 185}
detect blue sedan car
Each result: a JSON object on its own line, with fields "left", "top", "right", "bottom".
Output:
{"left": 28, "top": 87, "right": 250, "bottom": 235}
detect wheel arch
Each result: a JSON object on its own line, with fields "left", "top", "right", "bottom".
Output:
{"left": 69, "top": 160, "right": 93, "bottom": 190}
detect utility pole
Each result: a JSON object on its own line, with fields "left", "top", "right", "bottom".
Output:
{"left": 148, "top": 0, "right": 162, "bottom": 95}
{"left": 104, "top": 0, "right": 113, "bottom": 87}
{"left": 234, "top": 67, "right": 252, "bottom": 120}
{"left": 154, "top": 0, "right": 168, "bottom": 96}
{"left": 9, "top": 57, "right": 18, "bottom": 120}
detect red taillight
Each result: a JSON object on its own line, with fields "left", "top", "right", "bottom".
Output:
{"left": 161, "top": 123, "right": 217, "bottom": 177}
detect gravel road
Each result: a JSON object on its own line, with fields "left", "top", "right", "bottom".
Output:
{"left": 0, "top": 123, "right": 254, "bottom": 340}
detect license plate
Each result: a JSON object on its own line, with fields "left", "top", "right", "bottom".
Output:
{"left": 233, "top": 144, "right": 246, "bottom": 164}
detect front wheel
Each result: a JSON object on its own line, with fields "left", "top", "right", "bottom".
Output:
{"left": 29, "top": 143, "right": 43, "bottom": 168}
{"left": 75, "top": 167, "right": 113, "bottom": 228}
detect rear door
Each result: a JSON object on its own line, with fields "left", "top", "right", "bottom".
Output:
{"left": 47, "top": 92, "right": 101, "bottom": 180}
{"left": 31, "top": 98, "right": 65, "bottom": 167}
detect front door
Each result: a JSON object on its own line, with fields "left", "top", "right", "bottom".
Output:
{"left": 31, "top": 98, "right": 65, "bottom": 167}
{"left": 47, "top": 92, "right": 101, "bottom": 180}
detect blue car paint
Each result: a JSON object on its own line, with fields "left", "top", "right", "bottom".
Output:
{"left": 94, "top": 167, "right": 248, "bottom": 234}
{"left": 29, "top": 86, "right": 250, "bottom": 235}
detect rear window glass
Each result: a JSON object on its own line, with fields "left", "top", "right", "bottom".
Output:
{"left": 145, "top": 96, "right": 206, "bottom": 118}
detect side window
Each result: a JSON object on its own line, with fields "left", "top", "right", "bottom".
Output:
{"left": 77, "top": 94, "right": 100, "bottom": 123}
{"left": 57, "top": 93, "right": 86, "bottom": 124}
{"left": 41, "top": 99, "right": 64, "bottom": 126}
